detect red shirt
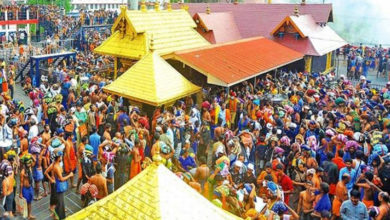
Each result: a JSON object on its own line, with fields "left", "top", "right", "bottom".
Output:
{"left": 280, "top": 174, "right": 293, "bottom": 205}
{"left": 332, "top": 157, "right": 346, "bottom": 170}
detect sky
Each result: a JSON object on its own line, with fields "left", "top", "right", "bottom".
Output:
{"left": 272, "top": 0, "right": 390, "bottom": 46}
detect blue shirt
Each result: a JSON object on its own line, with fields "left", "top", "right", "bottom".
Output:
{"left": 314, "top": 193, "right": 331, "bottom": 213}
{"left": 89, "top": 133, "right": 101, "bottom": 157}
{"left": 339, "top": 167, "right": 356, "bottom": 190}
{"left": 179, "top": 156, "right": 196, "bottom": 171}
{"left": 340, "top": 200, "right": 368, "bottom": 220}
{"left": 117, "top": 113, "right": 130, "bottom": 132}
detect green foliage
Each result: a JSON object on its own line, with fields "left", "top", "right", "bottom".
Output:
{"left": 27, "top": 0, "right": 73, "bottom": 13}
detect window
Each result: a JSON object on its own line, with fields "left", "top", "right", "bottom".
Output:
{"left": 108, "top": 4, "right": 110, "bottom": 9}
{"left": 95, "top": 4, "right": 98, "bottom": 9}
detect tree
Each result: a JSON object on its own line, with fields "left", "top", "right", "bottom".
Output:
{"left": 27, "top": 0, "right": 73, "bottom": 13}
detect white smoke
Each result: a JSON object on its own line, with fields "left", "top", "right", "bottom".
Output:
{"left": 272, "top": 0, "right": 390, "bottom": 46}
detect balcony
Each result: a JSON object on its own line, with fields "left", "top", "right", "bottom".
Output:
{"left": 0, "top": 7, "right": 39, "bottom": 25}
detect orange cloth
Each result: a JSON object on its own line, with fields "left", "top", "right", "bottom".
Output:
{"left": 332, "top": 197, "right": 342, "bottom": 216}
{"left": 362, "top": 199, "right": 374, "bottom": 208}
{"left": 64, "top": 140, "right": 77, "bottom": 173}
{"left": 130, "top": 160, "right": 141, "bottom": 179}
{"left": 229, "top": 98, "right": 238, "bottom": 112}
{"left": 329, "top": 183, "right": 336, "bottom": 195}
{"left": 2, "top": 82, "right": 8, "bottom": 93}
{"left": 257, "top": 170, "right": 278, "bottom": 184}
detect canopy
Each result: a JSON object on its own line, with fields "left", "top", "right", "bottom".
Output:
{"left": 174, "top": 37, "right": 303, "bottom": 87}
{"left": 68, "top": 163, "right": 242, "bottom": 220}
{"left": 103, "top": 52, "right": 201, "bottom": 106}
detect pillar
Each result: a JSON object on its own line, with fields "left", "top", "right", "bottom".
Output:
{"left": 326, "top": 52, "right": 332, "bottom": 71}
{"left": 305, "top": 56, "right": 312, "bottom": 73}
{"left": 35, "top": 59, "right": 40, "bottom": 87}
{"left": 26, "top": 9, "right": 30, "bottom": 44}
{"left": 5, "top": 10, "right": 8, "bottom": 41}
{"left": 114, "top": 57, "right": 118, "bottom": 79}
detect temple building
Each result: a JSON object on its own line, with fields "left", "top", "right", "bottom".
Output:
{"left": 94, "top": 3, "right": 209, "bottom": 78}
{"left": 174, "top": 2, "right": 346, "bottom": 73}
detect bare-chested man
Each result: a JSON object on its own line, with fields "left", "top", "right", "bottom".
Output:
{"left": 89, "top": 162, "right": 108, "bottom": 200}
{"left": 41, "top": 125, "right": 51, "bottom": 146}
{"left": 377, "top": 192, "right": 390, "bottom": 220}
{"left": 193, "top": 156, "right": 210, "bottom": 192}
{"left": 53, "top": 152, "right": 74, "bottom": 219}
{"left": 356, "top": 172, "right": 375, "bottom": 209}
{"left": 20, "top": 155, "right": 36, "bottom": 219}
{"left": 332, "top": 173, "right": 349, "bottom": 220}
{"left": 297, "top": 181, "right": 315, "bottom": 220}
{"left": 20, "top": 129, "right": 29, "bottom": 155}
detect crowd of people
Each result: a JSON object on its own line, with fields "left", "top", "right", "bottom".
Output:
{"left": 344, "top": 44, "right": 390, "bottom": 80}
{"left": 1, "top": 5, "right": 390, "bottom": 220}
{"left": 1, "top": 48, "right": 390, "bottom": 220}
{"left": 0, "top": 5, "right": 39, "bottom": 21}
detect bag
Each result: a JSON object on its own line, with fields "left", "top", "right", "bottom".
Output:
{"left": 2, "top": 82, "right": 8, "bottom": 92}
{"left": 47, "top": 103, "right": 58, "bottom": 115}
{"left": 56, "top": 180, "right": 68, "bottom": 193}
{"left": 15, "top": 196, "right": 28, "bottom": 218}
{"left": 64, "top": 120, "right": 74, "bottom": 133}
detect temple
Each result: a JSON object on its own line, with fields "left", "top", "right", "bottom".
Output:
{"left": 174, "top": 2, "right": 346, "bottom": 73}
{"left": 68, "top": 162, "right": 241, "bottom": 220}
{"left": 94, "top": 4, "right": 209, "bottom": 77}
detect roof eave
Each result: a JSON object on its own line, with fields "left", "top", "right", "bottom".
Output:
{"left": 225, "top": 56, "right": 303, "bottom": 87}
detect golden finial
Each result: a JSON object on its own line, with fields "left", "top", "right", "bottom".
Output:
{"left": 141, "top": 0, "right": 147, "bottom": 12}
{"left": 294, "top": 6, "right": 299, "bottom": 16}
{"left": 167, "top": 1, "right": 172, "bottom": 11}
{"left": 120, "top": 5, "right": 127, "bottom": 14}
{"left": 206, "top": 4, "right": 210, "bottom": 14}
{"left": 268, "top": 0, "right": 272, "bottom": 4}
{"left": 154, "top": 0, "right": 160, "bottom": 11}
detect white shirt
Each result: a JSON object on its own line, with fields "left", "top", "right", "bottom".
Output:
{"left": 28, "top": 125, "right": 39, "bottom": 141}
{"left": 0, "top": 104, "right": 9, "bottom": 118}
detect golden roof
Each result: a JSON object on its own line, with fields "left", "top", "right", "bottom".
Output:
{"left": 68, "top": 163, "right": 242, "bottom": 220}
{"left": 94, "top": 6, "right": 210, "bottom": 60}
{"left": 103, "top": 52, "right": 201, "bottom": 106}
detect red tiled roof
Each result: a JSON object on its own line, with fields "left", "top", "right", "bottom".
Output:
{"left": 174, "top": 37, "right": 303, "bottom": 87}
{"left": 194, "top": 12, "right": 241, "bottom": 44}
{"left": 172, "top": 3, "right": 333, "bottom": 38}
{"left": 272, "top": 15, "right": 347, "bottom": 56}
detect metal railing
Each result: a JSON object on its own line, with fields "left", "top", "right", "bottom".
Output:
{"left": 30, "top": 39, "right": 75, "bottom": 54}
{"left": 0, "top": 9, "right": 38, "bottom": 21}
